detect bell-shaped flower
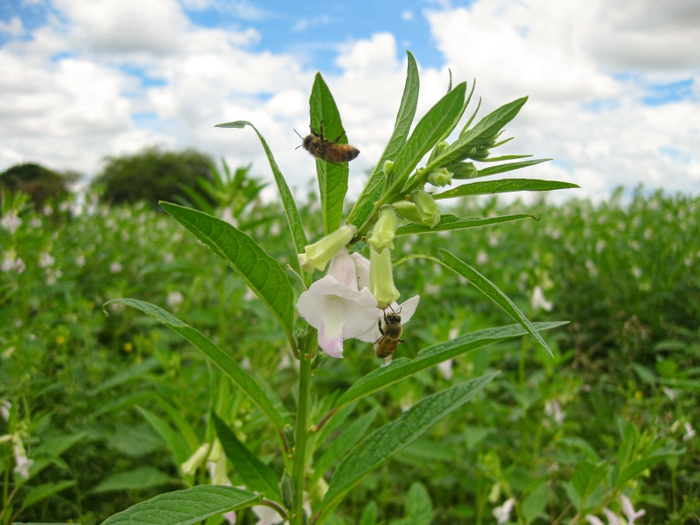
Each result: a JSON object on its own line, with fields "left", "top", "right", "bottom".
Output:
{"left": 296, "top": 248, "right": 378, "bottom": 358}
{"left": 412, "top": 189, "right": 441, "bottom": 228}
{"left": 369, "top": 245, "right": 400, "bottom": 309}
{"left": 298, "top": 225, "right": 356, "bottom": 273}
{"left": 181, "top": 443, "right": 211, "bottom": 475}
{"left": 620, "top": 495, "right": 645, "bottom": 524}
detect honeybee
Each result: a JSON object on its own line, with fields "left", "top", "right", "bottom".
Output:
{"left": 373, "top": 307, "right": 405, "bottom": 366}
{"left": 295, "top": 122, "right": 359, "bottom": 164}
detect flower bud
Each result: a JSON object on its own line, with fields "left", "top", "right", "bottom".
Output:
{"left": 428, "top": 141, "right": 449, "bottom": 163}
{"left": 283, "top": 424, "right": 295, "bottom": 448}
{"left": 298, "top": 225, "right": 356, "bottom": 273}
{"left": 427, "top": 167, "right": 453, "bottom": 187}
{"left": 391, "top": 201, "right": 422, "bottom": 223}
{"left": 370, "top": 245, "right": 400, "bottom": 309}
{"left": 411, "top": 190, "right": 441, "bottom": 228}
{"left": 383, "top": 160, "right": 394, "bottom": 176}
{"left": 368, "top": 207, "right": 397, "bottom": 252}
{"left": 280, "top": 469, "right": 295, "bottom": 510}
{"left": 181, "top": 443, "right": 211, "bottom": 475}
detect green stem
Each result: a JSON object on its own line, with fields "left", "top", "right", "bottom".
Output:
{"left": 292, "top": 333, "right": 316, "bottom": 524}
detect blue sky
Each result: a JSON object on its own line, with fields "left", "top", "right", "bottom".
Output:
{"left": 1, "top": 0, "right": 698, "bottom": 200}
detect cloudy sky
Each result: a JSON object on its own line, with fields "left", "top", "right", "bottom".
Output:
{"left": 1, "top": 0, "right": 699, "bottom": 201}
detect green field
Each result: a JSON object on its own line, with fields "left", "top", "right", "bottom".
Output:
{"left": 2, "top": 186, "right": 698, "bottom": 524}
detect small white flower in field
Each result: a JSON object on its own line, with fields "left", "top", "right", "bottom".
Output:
{"left": 620, "top": 494, "right": 645, "bottom": 524}
{"left": 46, "top": 268, "right": 62, "bottom": 285}
{"left": 493, "top": 498, "right": 515, "bottom": 525}
{"left": 476, "top": 250, "right": 488, "bottom": 265}
{"left": 221, "top": 206, "right": 237, "bottom": 227}
{"left": 167, "top": 291, "right": 184, "bottom": 307}
{"left": 586, "top": 509, "right": 622, "bottom": 525}
{"left": 75, "top": 254, "right": 86, "bottom": 267}
{"left": 244, "top": 288, "right": 256, "bottom": 301}
{"left": 110, "top": 261, "right": 122, "bottom": 273}
{"left": 2, "top": 251, "right": 25, "bottom": 273}
{"left": 631, "top": 266, "right": 642, "bottom": 279}
{"left": 30, "top": 217, "right": 43, "bottom": 229}
{"left": 181, "top": 443, "right": 211, "bottom": 475}
{"left": 42, "top": 204, "right": 53, "bottom": 216}
{"left": 545, "top": 400, "right": 566, "bottom": 425}
{"left": 586, "top": 259, "right": 598, "bottom": 277}
{"left": 298, "top": 225, "right": 356, "bottom": 273}
{"left": 241, "top": 357, "right": 252, "bottom": 371}
{"left": 38, "top": 252, "right": 55, "bottom": 268}
{"left": 1, "top": 400, "right": 10, "bottom": 420}
{"left": 1, "top": 212, "right": 22, "bottom": 234}
{"left": 296, "top": 247, "right": 378, "bottom": 358}
{"left": 252, "top": 504, "right": 282, "bottom": 525}
{"left": 13, "top": 442, "right": 33, "bottom": 479}
{"left": 596, "top": 239, "right": 606, "bottom": 253}
{"left": 438, "top": 359, "right": 453, "bottom": 380}
{"left": 683, "top": 422, "right": 696, "bottom": 441}
{"left": 662, "top": 387, "right": 675, "bottom": 400}
{"left": 531, "top": 285, "right": 553, "bottom": 312}
{"left": 163, "top": 252, "right": 174, "bottom": 264}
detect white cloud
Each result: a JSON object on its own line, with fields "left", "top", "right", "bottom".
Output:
{"left": 0, "top": 17, "right": 24, "bottom": 36}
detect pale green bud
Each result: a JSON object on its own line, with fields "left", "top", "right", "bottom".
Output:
{"left": 370, "top": 245, "right": 400, "bottom": 309}
{"left": 280, "top": 470, "right": 295, "bottom": 509}
{"left": 383, "top": 160, "right": 394, "bottom": 176}
{"left": 181, "top": 443, "right": 211, "bottom": 475}
{"left": 412, "top": 190, "right": 441, "bottom": 228}
{"left": 391, "top": 201, "right": 422, "bottom": 223}
{"left": 368, "top": 207, "right": 397, "bottom": 252}
{"left": 428, "top": 141, "right": 450, "bottom": 163}
{"left": 427, "top": 167, "right": 453, "bottom": 187}
{"left": 298, "top": 225, "right": 356, "bottom": 273}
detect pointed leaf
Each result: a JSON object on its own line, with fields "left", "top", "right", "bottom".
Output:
{"left": 395, "top": 213, "right": 534, "bottom": 235}
{"left": 92, "top": 467, "right": 172, "bottom": 494}
{"left": 157, "top": 397, "right": 200, "bottom": 453}
{"left": 320, "top": 374, "right": 496, "bottom": 520}
{"left": 348, "top": 51, "right": 419, "bottom": 228}
{"left": 105, "top": 299, "right": 286, "bottom": 432}
{"left": 21, "top": 480, "right": 77, "bottom": 509}
{"left": 335, "top": 322, "right": 565, "bottom": 410}
{"left": 137, "top": 407, "right": 191, "bottom": 466}
{"left": 212, "top": 412, "right": 281, "bottom": 501}
{"left": 438, "top": 249, "right": 554, "bottom": 356}
{"left": 159, "top": 202, "right": 295, "bottom": 346}
{"left": 472, "top": 158, "right": 552, "bottom": 178}
{"left": 311, "top": 408, "right": 379, "bottom": 486}
{"left": 391, "top": 83, "right": 466, "bottom": 193}
{"left": 101, "top": 485, "right": 262, "bottom": 525}
{"left": 434, "top": 178, "right": 577, "bottom": 199}
{"left": 215, "top": 121, "right": 308, "bottom": 258}
{"left": 309, "top": 73, "right": 350, "bottom": 234}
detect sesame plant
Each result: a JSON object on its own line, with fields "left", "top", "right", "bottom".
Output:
{"left": 68, "top": 51, "right": 670, "bottom": 525}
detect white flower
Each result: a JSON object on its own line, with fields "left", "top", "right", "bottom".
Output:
{"left": 13, "top": 443, "right": 34, "bottom": 480}
{"left": 620, "top": 494, "right": 645, "bottom": 524}
{"left": 181, "top": 443, "right": 211, "bottom": 475}
{"left": 251, "top": 505, "right": 282, "bottom": 525}
{"left": 493, "top": 498, "right": 515, "bottom": 525}
{"left": 167, "top": 291, "right": 184, "bottom": 307}
{"left": 1, "top": 213, "right": 21, "bottom": 234}
{"left": 438, "top": 359, "right": 453, "bottom": 380}
{"left": 296, "top": 248, "right": 378, "bottom": 358}
{"left": 683, "top": 422, "right": 696, "bottom": 441}
{"left": 2, "top": 251, "right": 26, "bottom": 273}
{"left": 110, "top": 261, "right": 122, "bottom": 273}
{"left": 476, "top": 250, "right": 489, "bottom": 265}
{"left": 545, "top": 400, "right": 566, "bottom": 425}
{"left": 38, "top": 252, "right": 55, "bottom": 268}
{"left": 531, "top": 285, "right": 553, "bottom": 312}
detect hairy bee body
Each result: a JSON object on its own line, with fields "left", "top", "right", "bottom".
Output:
{"left": 373, "top": 311, "right": 404, "bottom": 364}
{"left": 297, "top": 124, "right": 359, "bottom": 164}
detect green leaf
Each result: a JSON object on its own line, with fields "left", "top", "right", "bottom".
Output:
{"left": 391, "top": 83, "right": 466, "bottom": 193}
{"left": 438, "top": 249, "right": 554, "bottom": 356}
{"left": 390, "top": 482, "right": 433, "bottom": 525}
{"left": 320, "top": 374, "right": 496, "bottom": 518}
{"left": 616, "top": 420, "right": 639, "bottom": 474}
{"left": 471, "top": 158, "right": 553, "bottom": 178}
{"left": 21, "top": 480, "right": 77, "bottom": 509}
{"left": 88, "top": 357, "right": 161, "bottom": 394}
{"left": 214, "top": 121, "right": 308, "bottom": 259}
{"left": 101, "top": 485, "right": 262, "bottom": 525}
{"left": 105, "top": 299, "right": 286, "bottom": 432}
{"left": 359, "top": 501, "right": 378, "bottom": 525}
{"left": 433, "top": 178, "right": 577, "bottom": 199}
{"left": 309, "top": 73, "right": 349, "bottom": 234}
{"left": 157, "top": 397, "right": 200, "bottom": 453}
{"left": 348, "top": 51, "right": 419, "bottom": 228}
{"left": 395, "top": 213, "right": 534, "bottom": 236}
{"left": 311, "top": 408, "right": 380, "bottom": 486}
{"left": 159, "top": 202, "right": 295, "bottom": 346}
{"left": 616, "top": 443, "right": 677, "bottom": 488}
{"left": 522, "top": 483, "right": 548, "bottom": 524}
{"left": 212, "top": 412, "right": 281, "bottom": 501}
{"left": 91, "top": 467, "right": 172, "bottom": 494}
{"left": 571, "top": 460, "right": 610, "bottom": 508}
{"left": 137, "top": 407, "right": 191, "bottom": 467}
{"left": 335, "top": 322, "right": 565, "bottom": 410}
{"left": 428, "top": 97, "right": 528, "bottom": 169}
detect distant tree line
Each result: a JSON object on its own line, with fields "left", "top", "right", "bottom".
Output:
{"left": 0, "top": 147, "right": 218, "bottom": 211}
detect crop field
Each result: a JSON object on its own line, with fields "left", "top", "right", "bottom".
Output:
{"left": 2, "top": 184, "right": 699, "bottom": 524}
